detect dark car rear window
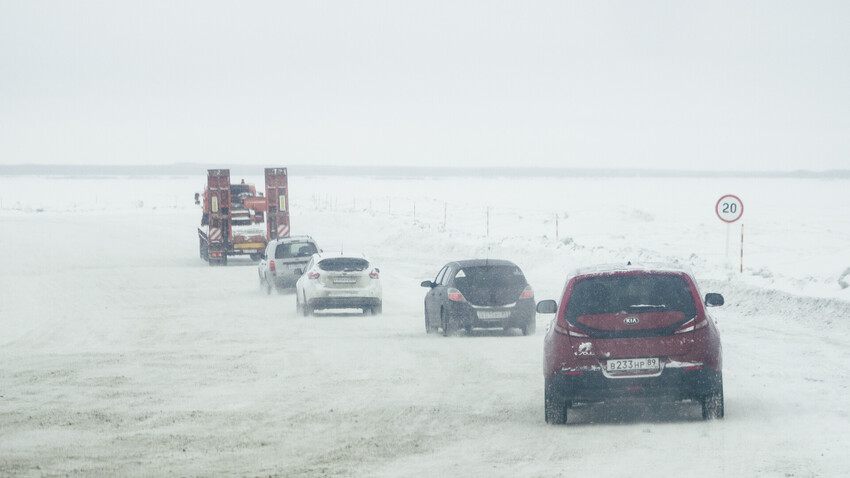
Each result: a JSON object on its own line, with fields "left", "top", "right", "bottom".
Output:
{"left": 318, "top": 258, "right": 369, "bottom": 272}
{"left": 454, "top": 265, "right": 526, "bottom": 290}
{"left": 566, "top": 274, "right": 697, "bottom": 318}
{"left": 275, "top": 241, "right": 318, "bottom": 259}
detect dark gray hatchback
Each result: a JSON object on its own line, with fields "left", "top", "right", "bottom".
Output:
{"left": 421, "top": 259, "right": 536, "bottom": 336}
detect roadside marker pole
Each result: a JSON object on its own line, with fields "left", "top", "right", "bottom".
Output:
{"left": 555, "top": 214, "right": 559, "bottom": 241}
{"left": 443, "top": 203, "right": 447, "bottom": 229}
{"left": 740, "top": 223, "right": 745, "bottom": 273}
{"left": 486, "top": 207, "right": 490, "bottom": 237}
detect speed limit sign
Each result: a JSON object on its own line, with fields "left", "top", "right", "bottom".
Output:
{"left": 716, "top": 194, "right": 744, "bottom": 223}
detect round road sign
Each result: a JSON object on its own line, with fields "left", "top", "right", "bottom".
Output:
{"left": 716, "top": 194, "right": 744, "bottom": 223}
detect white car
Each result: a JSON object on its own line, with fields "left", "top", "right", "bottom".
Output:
{"left": 258, "top": 235, "right": 320, "bottom": 293}
{"left": 295, "top": 252, "right": 383, "bottom": 315}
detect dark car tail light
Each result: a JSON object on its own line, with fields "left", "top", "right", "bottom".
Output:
{"left": 519, "top": 285, "right": 534, "bottom": 299}
{"left": 307, "top": 271, "right": 320, "bottom": 280}
{"left": 674, "top": 316, "right": 708, "bottom": 334}
{"left": 447, "top": 287, "right": 466, "bottom": 302}
{"left": 269, "top": 260, "right": 276, "bottom": 272}
{"left": 369, "top": 269, "right": 379, "bottom": 279}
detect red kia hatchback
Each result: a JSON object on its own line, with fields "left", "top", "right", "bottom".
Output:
{"left": 538, "top": 263, "right": 725, "bottom": 424}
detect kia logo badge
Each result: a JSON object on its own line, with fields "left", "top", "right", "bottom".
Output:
{"left": 624, "top": 317, "right": 639, "bottom": 325}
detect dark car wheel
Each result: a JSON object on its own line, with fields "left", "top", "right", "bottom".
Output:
{"left": 701, "top": 378, "right": 725, "bottom": 420}
{"left": 544, "top": 379, "right": 569, "bottom": 425}
{"left": 441, "top": 310, "right": 456, "bottom": 337}
{"left": 372, "top": 304, "right": 382, "bottom": 315}
{"left": 522, "top": 317, "right": 536, "bottom": 336}
{"left": 266, "top": 276, "right": 273, "bottom": 295}
{"left": 425, "top": 306, "right": 439, "bottom": 334}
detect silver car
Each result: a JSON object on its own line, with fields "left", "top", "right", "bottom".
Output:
{"left": 295, "top": 252, "right": 383, "bottom": 315}
{"left": 258, "top": 235, "right": 320, "bottom": 293}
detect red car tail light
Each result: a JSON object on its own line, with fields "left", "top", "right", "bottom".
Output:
{"left": 269, "top": 260, "right": 276, "bottom": 272}
{"left": 447, "top": 287, "right": 466, "bottom": 302}
{"left": 674, "top": 316, "right": 708, "bottom": 334}
{"left": 307, "top": 271, "right": 320, "bottom": 280}
{"left": 566, "top": 323, "right": 589, "bottom": 337}
{"left": 553, "top": 321, "right": 589, "bottom": 338}
{"left": 561, "top": 370, "right": 583, "bottom": 376}
{"left": 519, "top": 285, "right": 533, "bottom": 299}
{"left": 369, "top": 269, "right": 379, "bottom": 279}
{"left": 551, "top": 277, "right": 588, "bottom": 338}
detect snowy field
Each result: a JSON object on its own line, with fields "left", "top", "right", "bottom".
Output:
{"left": 1, "top": 173, "right": 849, "bottom": 477}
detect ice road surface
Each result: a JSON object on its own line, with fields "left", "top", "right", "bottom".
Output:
{"left": 1, "top": 174, "right": 849, "bottom": 477}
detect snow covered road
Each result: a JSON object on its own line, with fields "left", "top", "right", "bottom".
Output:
{"left": 2, "top": 175, "right": 849, "bottom": 477}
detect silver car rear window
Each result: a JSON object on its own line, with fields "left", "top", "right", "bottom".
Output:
{"left": 275, "top": 242, "right": 318, "bottom": 259}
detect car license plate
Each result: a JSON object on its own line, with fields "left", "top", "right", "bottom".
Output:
{"left": 606, "top": 357, "right": 660, "bottom": 372}
{"left": 477, "top": 310, "right": 510, "bottom": 319}
{"left": 286, "top": 263, "right": 302, "bottom": 269}
{"left": 333, "top": 277, "right": 357, "bottom": 284}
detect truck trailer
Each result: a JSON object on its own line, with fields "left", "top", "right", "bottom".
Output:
{"left": 197, "top": 168, "right": 290, "bottom": 266}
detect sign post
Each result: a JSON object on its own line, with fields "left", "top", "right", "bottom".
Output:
{"left": 715, "top": 194, "right": 744, "bottom": 271}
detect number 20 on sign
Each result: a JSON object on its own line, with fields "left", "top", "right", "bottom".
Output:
{"left": 715, "top": 194, "right": 743, "bottom": 223}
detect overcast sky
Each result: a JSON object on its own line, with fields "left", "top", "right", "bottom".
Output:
{"left": 2, "top": 1, "right": 848, "bottom": 171}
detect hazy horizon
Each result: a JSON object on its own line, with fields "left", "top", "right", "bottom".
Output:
{"left": 2, "top": 163, "right": 848, "bottom": 179}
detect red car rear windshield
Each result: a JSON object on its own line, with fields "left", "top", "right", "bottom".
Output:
{"left": 566, "top": 274, "right": 697, "bottom": 319}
